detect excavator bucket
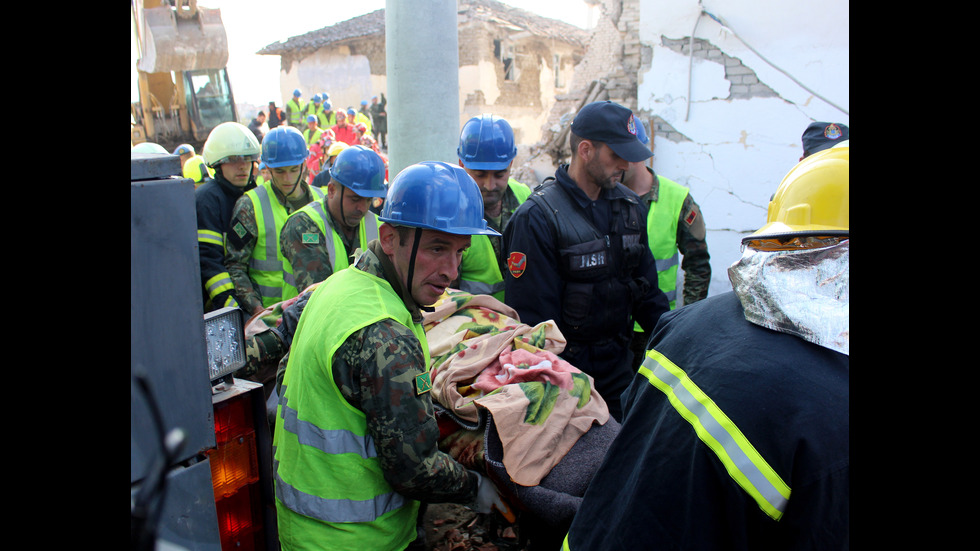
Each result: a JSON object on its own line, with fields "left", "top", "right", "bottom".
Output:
{"left": 137, "top": 5, "right": 228, "bottom": 74}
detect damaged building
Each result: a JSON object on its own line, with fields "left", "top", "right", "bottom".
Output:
{"left": 257, "top": 0, "right": 590, "bottom": 151}
{"left": 259, "top": 0, "right": 848, "bottom": 303}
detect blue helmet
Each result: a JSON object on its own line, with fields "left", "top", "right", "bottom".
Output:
{"left": 261, "top": 126, "right": 309, "bottom": 168}
{"left": 306, "top": 114, "right": 318, "bottom": 124}
{"left": 457, "top": 114, "right": 517, "bottom": 171}
{"left": 312, "top": 94, "right": 322, "bottom": 103}
{"left": 329, "top": 145, "right": 387, "bottom": 198}
{"left": 173, "top": 143, "right": 194, "bottom": 156}
{"left": 293, "top": 89, "right": 302, "bottom": 97}
{"left": 634, "top": 116, "right": 650, "bottom": 146}
{"left": 380, "top": 162, "right": 500, "bottom": 236}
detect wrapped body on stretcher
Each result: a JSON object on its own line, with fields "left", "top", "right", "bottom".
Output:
{"left": 239, "top": 285, "right": 620, "bottom": 536}
{"left": 422, "top": 290, "right": 620, "bottom": 532}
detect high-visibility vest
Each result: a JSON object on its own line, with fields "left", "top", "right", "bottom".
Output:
{"left": 318, "top": 110, "right": 336, "bottom": 128}
{"left": 304, "top": 102, "right": 322, "bottom": 120}
{"left": 459, "top": 179, "right": 531, "bottom": 300}
{"left": 182, "top": 154, "right": 212, "bottom": 184}
{"left": 303, "top": 126, "right": 325, "bottom": 146}
{"left": 354, "top": 111, "right": 373, "bottom": 134}
{"left": 286, "top": 98, "right": 305, "bottom": 126}
{"left": 646, "top": 175, "right": 689, "bottom": 310}
{"left": 243, "top": 181, "right": 325, "bottom": 306}
{"left": 281, "top": 199, "right": 382, "bottom": 297}
{"left": 274, "top": 266, "right": 426, "bottom": 550}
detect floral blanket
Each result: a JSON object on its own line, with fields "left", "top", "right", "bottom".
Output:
{"left": 423, "top": 289, "right": 609, "bottom": 487}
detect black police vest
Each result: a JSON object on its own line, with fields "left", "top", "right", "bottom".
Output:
{"left": 528, "top": 179, "right": 651, "bottom": 345}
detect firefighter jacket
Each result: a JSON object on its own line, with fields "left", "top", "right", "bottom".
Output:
{"left": 563, "top": 291, "right": 849, "bottom": 550}
{"left": 194, "top": 172, "right": 254, "bottom": 311}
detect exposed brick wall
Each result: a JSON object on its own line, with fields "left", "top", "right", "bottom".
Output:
{"left": 659, "top": 36, "right": 777, "bottom": 100}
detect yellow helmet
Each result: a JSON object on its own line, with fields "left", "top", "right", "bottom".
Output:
{"left": 744, "top": 145, "right": 848, "bottom": 245}
{"left": 327, "top": 141, "right": 350, "bottom": 157}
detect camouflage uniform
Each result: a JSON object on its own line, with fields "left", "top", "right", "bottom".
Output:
{"left": 276, "top": 240, "right": 479, "bottom": 502}
{"left": 224, "top": 180, "right": 320, "bottom": 314}
{"left": 278, "top": 203, "right": 361, "bottom": 293}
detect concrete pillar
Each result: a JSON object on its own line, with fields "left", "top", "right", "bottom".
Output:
{"left": 385, "top": 0, "right": 460, "bottom": 178}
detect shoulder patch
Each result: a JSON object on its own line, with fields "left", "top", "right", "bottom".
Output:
{"left": 684, "top": 208, "right": 698, "bottom": 226}
{"left": 232, "top": 221, "right": 247, "bottom": 239}
{"left": 508, "top": 252, "right": 527, "bottom": 278}
{"left": 415, "top": 371, "right": 432, "bottom": 395}
{"left": 302, "top": 232, "right": 320, "bottom": 244}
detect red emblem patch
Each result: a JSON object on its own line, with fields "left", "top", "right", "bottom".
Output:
{"left": 508, "top": 252, "right": 527, "bottom": 278}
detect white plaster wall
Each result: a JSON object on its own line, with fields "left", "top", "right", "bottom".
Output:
{"left": 282, "top": 47, "right": 376, "bottom": 112}
{"left": 638, "top": 0, "right": 849, "bottom": 300}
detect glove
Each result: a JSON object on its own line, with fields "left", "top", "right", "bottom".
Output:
{"left": 469, "top": 471, "right": 515, "bottom": 522}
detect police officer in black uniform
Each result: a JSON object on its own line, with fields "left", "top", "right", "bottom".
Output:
{"left": 502, "top": 101, "right": 670, "bottom": 422}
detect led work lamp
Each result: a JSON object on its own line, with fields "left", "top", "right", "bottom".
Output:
{"left": 203, "top": 306, "right": 246, "bottom": 384}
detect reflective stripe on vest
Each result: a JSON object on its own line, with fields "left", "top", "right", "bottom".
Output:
{"left": 247, "top": 183, "right": 325, "bottom": 306}
{"left": 459, "top": 234, "right": 504, "bottom": 299}
{"left": 639, "top": 348, "right": 791, "bottom": 520}
{"left": 647, "top": 175, "right": 688, "bottom": 309}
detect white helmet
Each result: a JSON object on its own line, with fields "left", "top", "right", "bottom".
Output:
{"left": 202, "top": 122, "right": 261, "bottom": 168}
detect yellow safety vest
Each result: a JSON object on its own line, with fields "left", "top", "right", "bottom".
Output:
{"left": 274, "top": 266, "right": 426, "bottom": 550}
{"left": 244, "top": 182, "right": 325, "bottom": 306}
{"left": 281, "top": 199, "right": 382, "bottom": 297}
{"left": 646, "top": 175, "right": 689, "bottom": 309}
{"left": 286, "top": 98, "right": 305, "bottom": 126}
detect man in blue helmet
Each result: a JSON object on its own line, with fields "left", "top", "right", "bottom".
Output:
{"left": 503, "top": 101, "right": 670, "bottom": 422}
{"left": 280, "top": 145, "right": 387, "bottom": 294}
{"left": 225, "top": 126, "right": 326, "bottom": 315}
{"left": 285, "top": 89, "right": 305, "bottom": 129}
{"left": 455, "top": 114, "right": 532, "bottom": 301}
{"left": 272, "top": 161, "right": 510, "bottom": 551}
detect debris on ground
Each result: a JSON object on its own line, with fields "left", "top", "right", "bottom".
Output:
{"left": 423, "top": 503, "right": 524, "bottom": 551}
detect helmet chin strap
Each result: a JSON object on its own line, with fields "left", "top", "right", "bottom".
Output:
{"left": 405, "top": 227, "right": 422, "bottom": 303}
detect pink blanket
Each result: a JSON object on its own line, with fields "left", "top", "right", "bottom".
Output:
{"left": 423, "top": 290, "right": 609, "bottom": 486}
